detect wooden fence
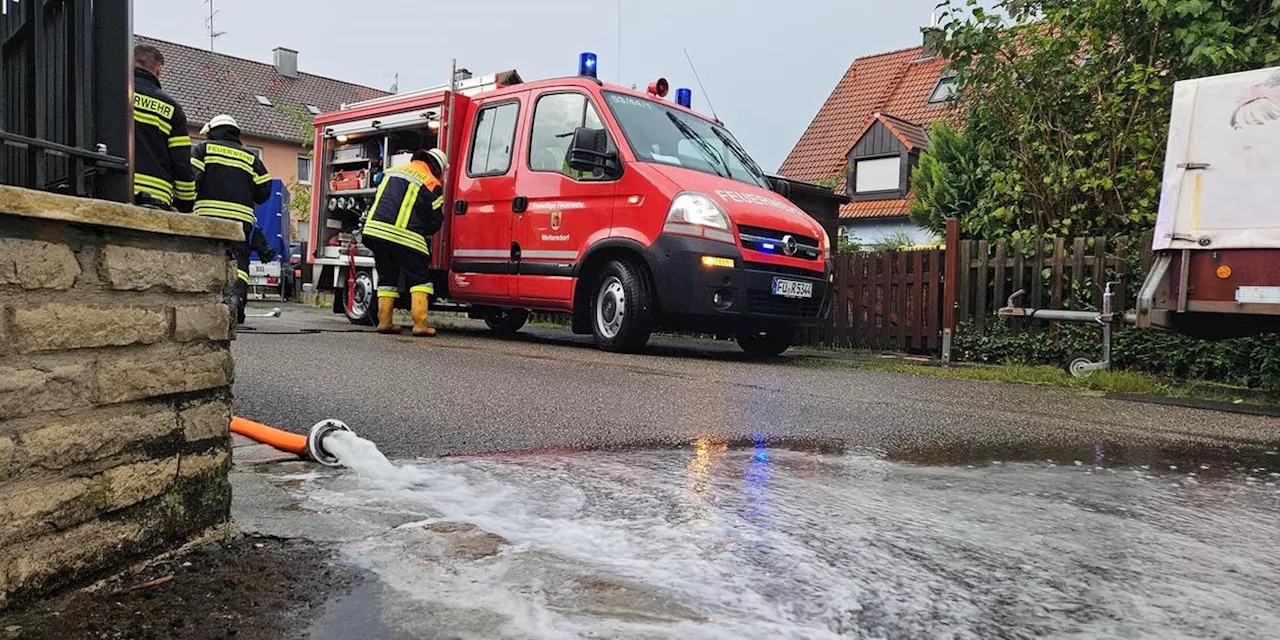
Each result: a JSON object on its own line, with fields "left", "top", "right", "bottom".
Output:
{"left": 953, "top": 231, "right": 1155, "bottom": 332}
{"left": 803, "top": 228, "right": 1157, "bottom": 352}
{"left": 808, "top": 248, "right": 946, "bottom": 352}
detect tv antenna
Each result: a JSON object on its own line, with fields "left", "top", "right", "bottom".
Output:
{"left": 204, "top": 0, "right": 226, "bottom": 52}
{"left": 683, "top": 49, "right": 720, "bottom": 122}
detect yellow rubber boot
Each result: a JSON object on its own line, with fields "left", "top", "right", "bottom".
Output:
{"left": 376, "top": 296, "right": 402, "bottom": 334}
{"left": 411, "top": 291, "right": 436, "bottom": 337}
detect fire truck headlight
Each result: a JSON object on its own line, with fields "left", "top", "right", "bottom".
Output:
{"left": 665, "top": 192, "right": 729, "bottom": 233}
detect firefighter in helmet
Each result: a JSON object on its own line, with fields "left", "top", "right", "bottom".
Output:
{"left": 133, "top": 44, "right": 196, "bottom": 211}
{"left": 362, "top": 148, "right": 447, "bottom": 336}
{"left": 190, "top": 114, "right": 275, "bottom": 324}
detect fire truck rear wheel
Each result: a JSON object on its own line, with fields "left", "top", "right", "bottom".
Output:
{"left": 344, "top": 270, "right": 376, "bottom": 326}
{"left": 591, "top": 260, "right": 653, "bottom": 353}
{"left": 484, "top": 308, "right": 530, "bottom": 334}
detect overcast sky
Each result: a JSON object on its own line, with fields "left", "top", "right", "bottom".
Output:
{"left": 136, "top": 0, "right": 949, "bottom": 172}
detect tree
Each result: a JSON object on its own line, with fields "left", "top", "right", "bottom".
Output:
{"left": 908, "top": 121, "right": 984, "bottom": 237}
{"left": 928, "top": 0, "right": 1280, "bottom": 240}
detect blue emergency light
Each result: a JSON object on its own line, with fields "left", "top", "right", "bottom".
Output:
{"left": 579, "top": 52, "right": 598, "bottom": 79}
{"left": 676, "top": 88, "right": 693, "bottom": 108}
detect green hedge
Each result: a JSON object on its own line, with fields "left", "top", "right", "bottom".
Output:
{"left": 954, "top": 317, "right": 1280, "bottom": 390}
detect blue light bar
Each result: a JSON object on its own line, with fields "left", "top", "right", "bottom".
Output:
{"left": 676, "top": 88, "right": 693, "bottom": 108}
{"left": 579, "top": 52, "right": 598, "bottom": 79}
{"left": 761, "top": 242, "right": 776, "bottom": 251}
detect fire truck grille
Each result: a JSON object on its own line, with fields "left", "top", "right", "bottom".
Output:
{"left": 737, "top": 225, "right": 821, "bottom": 261}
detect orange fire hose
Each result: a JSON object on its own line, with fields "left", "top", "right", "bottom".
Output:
{"left": 230, "top": 417, "right": 308, "bottom": 454}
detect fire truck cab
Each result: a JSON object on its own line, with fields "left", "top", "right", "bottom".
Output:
{"left": 307, "top": 58, "right": 831, "bottom": 355}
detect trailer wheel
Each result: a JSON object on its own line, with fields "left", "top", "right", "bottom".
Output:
{"left": 484, "top": 308, "right": 530, "bottom": 335}
{"left": 737, "top": 329, "right": 794, "bottom": 358}
{"left": 1065, "top": 352, "right": 1098, "bottom": 379}
{"left": 344, "top": 270, "right": 376, "bottom": 326}
{"left": 591, "top": 260, "right": 653, "bottom": 353}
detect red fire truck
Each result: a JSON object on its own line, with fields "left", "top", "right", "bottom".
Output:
{"left": 306, "top": 56, "right": 831, "bottom": 355}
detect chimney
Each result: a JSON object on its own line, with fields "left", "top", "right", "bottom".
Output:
{"left": 274, "top": 47, "right": 299, "bottom": 78}
{"left": 921, "top": 12, "right": 943, "bottom": 59}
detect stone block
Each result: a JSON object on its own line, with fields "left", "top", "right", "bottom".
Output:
{"left": 17, "top": 405, "right": 177, "bottom": 471}
{"left": 101, "top": 457, "right": 179, "bottom": 511}
{"left": 179, "top": 397, "right": 231, "bottom": 442}
{"left": 179, "top": 448, "right": 230, "bottom": 479}
{"left": 174, "top": 304, "right": 231, "bottom": 342}
{"left": 0, "top": 363, "right": 92, "bottom": 420}
{"left": 1, "top": 517, "right": 146, "bottom": 604}
{"left": 12, "top": 303, "right": 168, "bottom": 353}
{"left": 95, "top": 348, "right": 232, "bottom": 404}
{"left": 0, "top": 478, "right": 91, "bottom": 547}
{"left": 0, "top": 238, "right": 80, "bottom": 290}
{"left": 99, "top": 245, "right": 226, "bottom": 292}
{"left": 0, "top": 436, "right": 13, "bottom": 481}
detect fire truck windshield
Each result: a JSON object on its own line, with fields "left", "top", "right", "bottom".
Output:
{"left": 603, "top": 91, "right": 770, "bottom": 189}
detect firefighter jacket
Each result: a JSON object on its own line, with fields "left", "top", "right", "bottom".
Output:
{"left": 133, "top": 68, "right": 195, "bottom": 211}
{"left": 362, "top": 160, "right": 444, "bottom": 255}
{"left": 190, "top": 126, "right": 272, "bottom": 226}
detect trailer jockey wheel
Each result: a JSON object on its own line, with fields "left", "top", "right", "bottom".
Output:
{"left": 1065, "top": 353, "right": 1098, "bottom": 379}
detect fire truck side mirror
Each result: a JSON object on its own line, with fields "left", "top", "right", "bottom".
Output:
{"left": 567, "top": 127, "right": 617, "bottom": 177}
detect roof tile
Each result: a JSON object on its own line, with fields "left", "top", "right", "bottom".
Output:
{"left": 841, "top": 197, "right": 913, "bottom": 220}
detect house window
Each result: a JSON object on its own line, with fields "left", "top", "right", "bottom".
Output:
{"left": 928, "top": 76, "right": 958, "bottom": 104}
{"left": 297, "top": 155, "right": 313, "bottom": 184}
{"left": 243, "top": 145, "right": 264, "bottom": 160}
{"left": 853, "top": 157, "right": 900, "bottom": 193}
{"left": 254, "top": 94, "right": 274, "bottom": 107}
{"left": 305, "top": 104, "right": 322, "bottom": 115}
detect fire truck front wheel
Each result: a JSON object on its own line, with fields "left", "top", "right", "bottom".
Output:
{"left": 591, "top": 260, "right": 653, "bottom": 353}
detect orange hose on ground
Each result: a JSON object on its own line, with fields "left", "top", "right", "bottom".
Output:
{"left": 230, "top": 417, "right": 308, "bottom": 455}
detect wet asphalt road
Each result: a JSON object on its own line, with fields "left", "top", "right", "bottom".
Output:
{"left": 232, "top": 303, "right": 1280, "bottom": 465}
{"left": 230, "top": 303, "right": 1280, "bottom": 639}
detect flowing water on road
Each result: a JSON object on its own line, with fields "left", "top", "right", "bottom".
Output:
{"left": 309, "top": 431, "right": 1280, "bottom": 639}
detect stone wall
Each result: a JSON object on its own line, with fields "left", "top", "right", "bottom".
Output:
{"left": 0, "top": 186, "right": 243, "bottom": 609}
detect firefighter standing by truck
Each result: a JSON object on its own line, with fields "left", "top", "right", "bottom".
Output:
{"left": 132, "top": 44, "right": 196, "bottom": 212}
{"left": 363, "top": 148, "right": 447, "bottom": 337}
{"left": 191, "top": 114, "right": 275, "bottom": 324}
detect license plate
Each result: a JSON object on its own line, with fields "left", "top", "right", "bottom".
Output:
{"left": 249, "top": 262, "right": 281, "bottom": 278}
{"left": 772, "top": 278, "right": 814, "bottom": 299}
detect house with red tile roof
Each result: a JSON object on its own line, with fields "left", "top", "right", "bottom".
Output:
{"left": 779, "top": 36, "right": 959, "bottom": 248}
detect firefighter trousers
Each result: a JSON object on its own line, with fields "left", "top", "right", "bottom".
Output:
{"left": 229, "top": 222, "right": 253, "bottom": 324}
{"left": 365, "top": 236, "right": 433, "bottom": 299}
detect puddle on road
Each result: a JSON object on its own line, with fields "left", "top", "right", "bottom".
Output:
{"left": 301, "top": 432, "right": 1280, "bottom": 639}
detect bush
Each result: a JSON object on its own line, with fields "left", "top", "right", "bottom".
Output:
{"left": 954, "top": 317, "right": 1280, "bottom": 390}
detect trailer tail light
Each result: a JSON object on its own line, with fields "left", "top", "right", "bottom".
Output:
{"left": 579, "top": 52, "right": 598, "bottom": 79}
{"left": 647, "top": 78, "right": 669, "bottom": 98}
{"left": 676, "top": 88, "right": 693, "bottom": 108}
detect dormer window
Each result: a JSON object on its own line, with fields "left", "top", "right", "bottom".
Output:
{"left": 853, "top": 157, "right": 901, "bottom": 193}
{"left": 928, "top": 76, "right": 958, "bottom": 104}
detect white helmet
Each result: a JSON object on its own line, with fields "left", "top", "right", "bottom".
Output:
{"left": 200, "top": 114, "right": 239, "bottom": 135}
